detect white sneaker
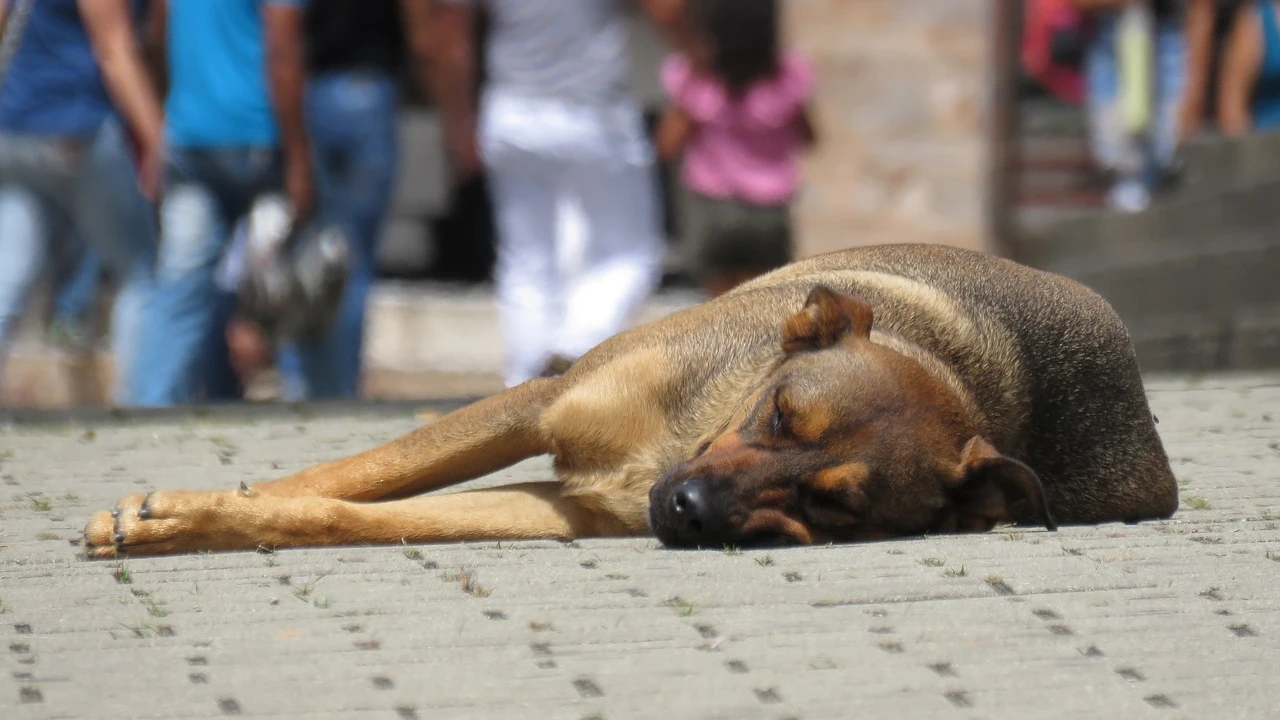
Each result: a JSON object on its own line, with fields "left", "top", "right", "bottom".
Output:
{"left": 1107, "top": 181, "right": 1150, "bottom": 213}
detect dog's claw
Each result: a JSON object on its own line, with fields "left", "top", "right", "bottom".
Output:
{"left": 238, "top": 481, "right": 251, "bottom": 497}
{"left": 111, "top": 508, "right": 121, "bottom": 518}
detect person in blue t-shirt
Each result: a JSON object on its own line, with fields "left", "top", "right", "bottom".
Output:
{"left": 0, "top": 0, "right": 164, "bottom": 405}
{"left": 130, "top": 0, "right": 314, "bottom": 407}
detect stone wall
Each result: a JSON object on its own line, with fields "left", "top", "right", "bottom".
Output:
{"left": 786, "top": 0, "right": 993, "bottom": 257}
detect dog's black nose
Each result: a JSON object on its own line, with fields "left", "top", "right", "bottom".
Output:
{"left": 669, "top": 477, "right": 714, "bottom": 544}
{"left": 672, "top": 478, "right": 707, "bottom": 520}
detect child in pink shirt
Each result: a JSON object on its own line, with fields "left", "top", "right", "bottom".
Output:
{"left": 657, "top": 0, "right": 817, "bottom": 297}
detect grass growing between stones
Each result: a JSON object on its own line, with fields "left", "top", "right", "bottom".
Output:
{"left": 666, "top": 596, "right": 698, "bottom": 616}
{"left": 1185, "top": 496, "right": 1212, "bottom": 511}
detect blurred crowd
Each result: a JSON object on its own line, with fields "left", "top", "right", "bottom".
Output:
{"left": 0, "top": 0, "right": 818, "bottom": 406}
{"left": 1022, "top": 0, "right": 1277, "bottom": 212}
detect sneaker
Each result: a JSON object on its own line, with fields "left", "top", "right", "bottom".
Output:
{"left": 1107, "top": 180, "right": 1150, "bottom": 214}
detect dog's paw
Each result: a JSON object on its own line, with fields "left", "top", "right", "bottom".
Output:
{"left": 83, "top": 501, "right": 132, "bottom": 559}
{"left": 83, "top": 490, "right": 241, "bottom": 559}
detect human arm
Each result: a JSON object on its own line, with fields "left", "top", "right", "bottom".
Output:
{"left": 143, "top": 0, "right": 168, "bottom": 95}
{"left": 1216, "top": 3, "right": 1263, "bottom": 137}
{"left": 263, "top": 0, "right": 313, "bottom": 216}
{"left": 79, "top": 0, "right": 166, "bottom": 199}
{"left": 404, "top": 0, "right": 480, "bottom": 182}
{"left": 655, "top": 104, "right": 692, "bottom": 162}
{"left": 797, "top": 105, "right": 817, "bottom": 148}
{"left": 633, "top": 0, "right": 690, "bottom": 48}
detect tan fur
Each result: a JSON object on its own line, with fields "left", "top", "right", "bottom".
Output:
{"left": 83, "top": 244, "right": 1177, "bottom": 558}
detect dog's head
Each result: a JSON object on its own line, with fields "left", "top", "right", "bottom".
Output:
{"left": 648, "top": 285, "right": 1055, "bottom": 548}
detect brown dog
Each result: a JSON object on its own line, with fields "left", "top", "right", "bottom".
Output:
{"left": 83, "top": 244, "right": 1178, "bottom": 557}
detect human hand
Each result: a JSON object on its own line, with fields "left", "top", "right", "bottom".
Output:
{"left": 450, "top": 132, "right": 482, "bottom": 185}
{"left": 226, "top": 317, "right": 273, "bottom": 381}
{"left": 284, "top": 151, "right": 315, "bottom": 219}
{"left": 136, "top": 140, "right": 165, "bottom": 202}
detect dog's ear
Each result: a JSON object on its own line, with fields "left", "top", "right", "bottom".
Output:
{"left": 781, "top": 286, "right": 874, "bottom": 354}
{"left": 947, "top": 437, "right": 1057, "bottom": 532}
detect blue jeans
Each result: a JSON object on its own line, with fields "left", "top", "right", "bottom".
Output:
{"left": 130, "top": 147, "right": 283, "bottom": 407}
{"left": 53, "top": 240, "right": 103, "bottom": 323}
{"left": 1085, "top": 11, "right": 1185, "bottom": 192}
{"left": 0, "top": 119, "right": 157, "bottom": 403}
{"left": 276, "top": 71, "right": 398, "bottom": 401}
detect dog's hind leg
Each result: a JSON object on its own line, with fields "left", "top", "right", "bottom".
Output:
{"left": 252, "top": 378, "right": 563, "bottom": 501}
{"left": 86, "top": 482, "right": 637, "bottom": 558}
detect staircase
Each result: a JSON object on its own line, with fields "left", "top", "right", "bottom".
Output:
{"left": 1012, "top": 91, "right": 1106, "bottom": 241}
{"left": 1016, "top": 126, "right": 1280, "bottom": 371}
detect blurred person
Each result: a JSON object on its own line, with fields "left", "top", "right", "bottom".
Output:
{"left": 272, "top": 0, "right": 406, "bottom": 401}
{"left": 1072, "top": 0, "right": 1186, "bottom": 212}
{"left": 273, "top": 0, "right": 429, "bottom": 401}
{"left": 47, "top": 240, "right": 103, "bottom": 351}
{"left": 1022, "top": 0, "right": 1088, "bottom": 106}
{"left": 0, "top": 0, "right": 164, "bottom": 404}
{"left": 130, "top": 0, "right": 315, "bottom": 407}
{"left": 430, "top": 0, "right": 683, "bottom": 387}
{"left": 656, "top": 0, "right": 817, "bottom": 299}
{"left": 1180, "top": 0, "right": 1247, "bottom": 139}
{"left": 1216, "top": 0, "right": 1280, "bottom": 134}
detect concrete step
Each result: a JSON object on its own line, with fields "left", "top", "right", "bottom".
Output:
{"left": 1019, "top": 97, "right": 1090, "bottom": 138}
{"left": 361, "top": 282, "right": 701, "bottom": 376}
{"left": 1176, "top": 130, "right": 1280, "bottom": 199}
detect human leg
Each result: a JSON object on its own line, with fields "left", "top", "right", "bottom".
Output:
{"left": 72, "top": 119, "right": 158, "bottom": 402}
{"left": 51, "top": 237, "right": 102, "bottom": 329}
{"left": 0, "top": 186, "right": 52, "bottom": 354}
{"left": 130, "top": 149, "right": 277, "bottom": 407}
{"left": 479, "top": 94, "right": 567, "bottom": 387}
{"left": 284, "top": 72, "right": 399, "bottom": 399}
{"left": 554, "top": 154, "right": 662, "bottom": 361}
{"left": 1149, "top": 17, "right": 1187, "bottom": 183}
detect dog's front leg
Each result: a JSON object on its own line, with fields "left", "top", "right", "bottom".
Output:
{"left": 251, "top": 378, "right": 563, "bottom": 502}
{"left": 83, "top": 482, "right": 638, "bottom": 558}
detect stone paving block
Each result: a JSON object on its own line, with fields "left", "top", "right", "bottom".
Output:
{"left": 1, "top": 374, "right": 1278, "bottom": 718}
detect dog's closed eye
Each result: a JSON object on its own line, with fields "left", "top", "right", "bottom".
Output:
{"left": 768, "top": 387, "right": 792, "bottom": 438}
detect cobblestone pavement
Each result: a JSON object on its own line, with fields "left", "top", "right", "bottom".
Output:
{"left": 1, "top": 374, "right": 1278, "bottom": 719}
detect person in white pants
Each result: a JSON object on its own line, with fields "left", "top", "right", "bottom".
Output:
{"left": 429, "top": 0, "right": 684, "bottom": 387}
